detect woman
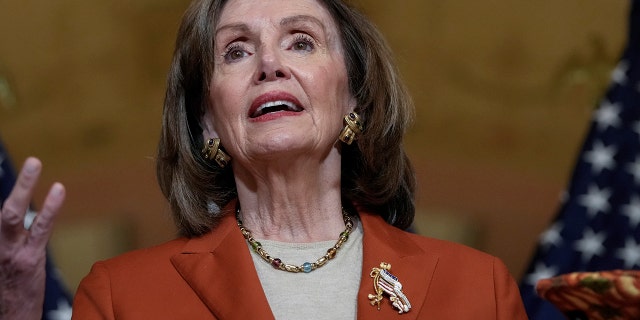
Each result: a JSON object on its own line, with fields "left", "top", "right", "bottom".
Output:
{"left": 70, "top": 0, "right": 527, "bottom": 318}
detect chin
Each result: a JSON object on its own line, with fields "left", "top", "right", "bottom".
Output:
{"left": 248, "top": 133, "right": 323, "bottom": 159}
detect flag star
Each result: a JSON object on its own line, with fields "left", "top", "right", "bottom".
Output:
{"left": 47, "top": 298, "right": 72, "bottom": 320}
{"left": 525, "top": 262, "right": 558, "bottom": 287}
{"left": 610, "top": 60, "right": 628, "bottom": 85}
{"left": 594, "top": 101, "right": 621, "bottom": 130}
{"left": 616, "top": 238, "right": 640, "bottom": 269}
{"left": 583, "top": 141, "right": 617, "bottom": 174}
{"left": 578, "top": 185, "right": 612, "bottom": 218}
{"left": 540, "top": 222, "right": 563, "bottom": 249}
{"left": 623, "top": 196, "right": 640, "bottom": 228}
{"left": 628, "top": 156, "right": 640, "bottom": 185}
{"left": 573, "top": 228, "right": 607, "bottom": 263}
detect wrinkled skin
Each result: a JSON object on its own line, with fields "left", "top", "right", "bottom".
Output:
{"left": 0, "top": 158, "right": 65, "bottom": 319}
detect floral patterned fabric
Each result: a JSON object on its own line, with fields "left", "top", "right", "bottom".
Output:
{"left": 536, "top": 270, "right": 640, "bottom": 320}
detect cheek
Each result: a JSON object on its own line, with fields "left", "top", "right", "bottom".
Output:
{"left": 305, "top": 62, "right": 350, "bottom": 105}
{"left": 210, "top": 65, "right": 250, "bottom": 105}
{"left": 209, "top": 80, "right": 245, "bottom": 131}
{"left": 311, "top": 67, "right": 353, "bottom": 132}
{"left": 325, "top": 66, "right": 352, "bottom": 113}
{"left": 325, "top": 57, "right": 351, "bottom": 102}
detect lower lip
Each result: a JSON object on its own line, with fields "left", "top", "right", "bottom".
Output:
{"left": 249, "top": 111, "right": 303, "bottom": 122}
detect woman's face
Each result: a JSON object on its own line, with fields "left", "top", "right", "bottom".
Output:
{"left": 207, "top": 0, "right": 354, "bottom": 164}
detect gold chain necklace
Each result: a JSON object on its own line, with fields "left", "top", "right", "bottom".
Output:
{"left": 236, "top": 206, "right": 354, "bottom": 273}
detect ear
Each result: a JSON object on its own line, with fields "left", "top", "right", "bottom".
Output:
{"left": 201, "top": 108, "right": 219, "bottom": 139}
{"left": 346, "top": 94, "right": 358, "bottom": 114}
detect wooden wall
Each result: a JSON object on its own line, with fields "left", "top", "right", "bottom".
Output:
{"left": 0, "top": 0, "right": 629, "bottom": 291}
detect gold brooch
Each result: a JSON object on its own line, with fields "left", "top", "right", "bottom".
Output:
{"left": 368, "top": 262, "right": 411, "bottom": 314}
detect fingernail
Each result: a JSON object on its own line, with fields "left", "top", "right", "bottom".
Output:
{"left": 52, "top": 182, "right": 65, "bottom": 196}
{"left": 24, "top": 158, "right": 41, "bottom": 173}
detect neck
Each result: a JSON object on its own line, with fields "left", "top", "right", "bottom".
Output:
{"left": 232, "top": 149, "right": 346, "bottom": 242}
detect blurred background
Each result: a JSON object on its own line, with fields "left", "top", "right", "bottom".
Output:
{"left": 0, "top": 0, "right": 629, "bottom": 292}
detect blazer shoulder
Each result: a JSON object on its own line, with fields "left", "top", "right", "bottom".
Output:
{"left": 95, "top": 237, "right": 189, "bottom": 271}
{"left": 360, "top": 211, "right": 497, "bottom": 267}
{"left": 404, "top": 230, "right": 497, "bottom": 266}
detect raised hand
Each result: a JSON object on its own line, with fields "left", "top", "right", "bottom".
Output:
{"left": 0, "top": 157, "right": 65, "bottom": 320}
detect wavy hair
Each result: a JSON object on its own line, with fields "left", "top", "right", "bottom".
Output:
{"left": 156, "top": 0, "right": 416, "bottom": 237}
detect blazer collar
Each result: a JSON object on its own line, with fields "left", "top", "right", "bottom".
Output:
{"left": 170, "top": 203, "right": 275, "bottom": 319}
{"left": 170, "top": 204, "right": 438, "bottom": 319}
{"left": 357, "top": 212, "right": 439, "bottom": 319}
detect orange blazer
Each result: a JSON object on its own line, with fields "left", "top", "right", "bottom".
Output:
{"left": 72, "top": 208, "right": 527, "bottom": 319}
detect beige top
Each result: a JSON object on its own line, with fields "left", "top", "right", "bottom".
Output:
{"left": 250, "top": 219, "right": 364, "bottom": 319}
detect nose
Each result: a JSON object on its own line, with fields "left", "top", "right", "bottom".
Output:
{"left": 258, "top": 70, "right": 286, "bottom": 81}
{"left": 254, "top": 47, "right": 291, "bottom": 83}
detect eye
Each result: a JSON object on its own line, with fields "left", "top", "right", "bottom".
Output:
{"left": 291, "top": 34, "right": 315, "bottom": 52}
{"left": 223, "top": 43, "right": 249, "bottom": 62}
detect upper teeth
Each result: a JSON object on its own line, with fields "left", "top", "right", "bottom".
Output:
{"left": 255, "top": 100, "right": 300, "bottom": 115}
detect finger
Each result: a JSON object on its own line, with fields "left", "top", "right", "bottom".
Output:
{"left": 27, "top": 182, "right": 65, "bottom": 250}
{"left": 1, "top": 157, "right": 42, "bottom": 240}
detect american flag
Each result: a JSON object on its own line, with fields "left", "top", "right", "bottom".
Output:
{"left": 0, "top": 138, "right": 73, "bottom": 320}
{"left": 519, "top": 1, "right": 640, "bottom": 318}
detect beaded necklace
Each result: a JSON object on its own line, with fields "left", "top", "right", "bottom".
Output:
{"left": 236, "top": 206, "right": 354, "bottom": 273}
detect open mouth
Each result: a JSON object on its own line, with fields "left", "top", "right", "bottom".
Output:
{"left": 250, "top": 100, "right": 303, "bottom": 118}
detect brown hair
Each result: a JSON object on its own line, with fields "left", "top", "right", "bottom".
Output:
{"left": 156, "top": 0, "right": 416, "bottom": 237}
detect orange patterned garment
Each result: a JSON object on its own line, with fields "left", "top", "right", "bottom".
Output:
{"left": 536, "top": 270, "right": 640, "bottom": 320}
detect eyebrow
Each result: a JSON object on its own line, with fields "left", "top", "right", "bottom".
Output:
{"left": 215, "top": 23, "right": 250, "bottom": 37}
{"left": 280, "top": 14, "right": 326, "bottom": 33}
{"left": 215, "top": 14, "right": 327, "bottom": 37}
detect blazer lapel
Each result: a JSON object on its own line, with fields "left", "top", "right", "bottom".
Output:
{"left": 169, "top": 205, "right": 437, "bottom": 319}
{"left": 170, "top": 208, "right": 275, "bottom": 320}
{"left": 357, "top": 212, "right": 439, "bottom": 319}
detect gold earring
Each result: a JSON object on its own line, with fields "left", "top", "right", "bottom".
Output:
{"left": 339, "top": 112, "right": 363, "bottom": 145}
{"left": 202, "top": 138, "right": 231, "bottom": 168}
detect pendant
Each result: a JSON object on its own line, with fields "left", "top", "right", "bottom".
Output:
{"left": 368, "top": 262, "right": 411, "bottom": 314}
